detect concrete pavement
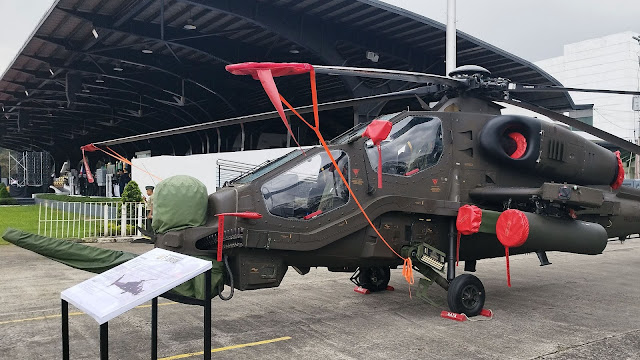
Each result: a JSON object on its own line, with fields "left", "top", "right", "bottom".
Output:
{"left": 0, "top": 240, "right": 639, "bottom": 359}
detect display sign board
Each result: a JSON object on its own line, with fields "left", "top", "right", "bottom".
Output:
{"left": 61, "top": 248, "right": 212, "bottom": 324}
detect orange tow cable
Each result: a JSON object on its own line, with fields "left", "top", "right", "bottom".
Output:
{"left": 279, "top": 69, "right": 414, "bottom": 288}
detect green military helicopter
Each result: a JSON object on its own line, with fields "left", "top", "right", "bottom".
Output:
{"left": 47, "top": 62, "right": 640, "bottom": 316}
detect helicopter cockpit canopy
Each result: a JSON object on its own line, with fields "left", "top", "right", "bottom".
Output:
{"left": 261, "top": 150, "right": 349, "bottom": 219}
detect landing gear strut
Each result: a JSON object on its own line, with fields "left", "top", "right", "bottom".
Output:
{"left": 446, "top": 274, "right": 485, "bottom": 316}
{"left": 445, "top": 219, "right": 486, "bottom": 316}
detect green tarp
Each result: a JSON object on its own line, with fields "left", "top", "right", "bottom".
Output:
{"left": 152, "top": 175, "right": 209, "bottom": 234}
{"left": 2, "top": 228, "right": 224, "bottom": 302}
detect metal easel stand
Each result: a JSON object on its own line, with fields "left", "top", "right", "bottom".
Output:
{"left": 62, "top": 269, "right": 213, "bottom": 360}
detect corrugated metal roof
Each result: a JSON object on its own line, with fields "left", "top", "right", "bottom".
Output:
{"left": 0, "top": 0, "right": 580, "bottom": 159}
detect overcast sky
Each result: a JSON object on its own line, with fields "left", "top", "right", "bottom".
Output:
{"left": 0, "top": 0, "right": 639, "bottom": 75}
{"left": 382, "top": 0, "right": 640, "bottom": 61}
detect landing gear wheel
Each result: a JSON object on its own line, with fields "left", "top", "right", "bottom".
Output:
{"left": 358, "top": 266, "right": 391, "bottom": 292}
{"left": 447, "top": 274, "right": 485, "bottom": 317}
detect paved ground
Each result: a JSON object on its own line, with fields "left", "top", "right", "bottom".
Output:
{"left": 1, "top": 239, "right": 639, "bottom": 360}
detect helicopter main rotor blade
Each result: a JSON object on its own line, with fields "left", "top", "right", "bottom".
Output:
{"left": 506, "top": 83, "right": 640, "bottom": 96}
{"left": 501, "top": 97, "right": 640, "bottom": 154}
{"left": 92, "top": 86, "right": 436, "bottom": 147}
{"left": 313, "top": 65, "right": 467, "bottom": 88}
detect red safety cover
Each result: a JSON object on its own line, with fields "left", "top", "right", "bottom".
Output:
{"left": 362, "top": 120, "right": 392, "bottom": 189}
{"left": 362, "top": 120, "right": 392, "bottom": 145}
{"left": 611, "top": 150, "right": 624, "bottom": 190}
{"left": 456, "top": 205, "right": 482, "bottom": 235}
{"left": 495, "top": 209, "right": 529, "bottom": 248}
{"left": 226, "top": 62, "right": 313, "bottom": 80}
{"left": 507, "top": 132, "right": 527, "bottom": 159}
{"left": 81, "top": 143, "right": 100, "bottom": 152}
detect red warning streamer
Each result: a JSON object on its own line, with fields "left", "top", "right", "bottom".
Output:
{"left": 215, "top": 212, "right": 262, "bottom": 261}
{"left": 226, "top": 62, "right": 414, "bottom": 287}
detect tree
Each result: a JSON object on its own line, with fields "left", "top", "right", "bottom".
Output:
{"left": 0, "top": 148, "right": 10, "bottom": 179}
{"left": 121, "top": 180, "right": 142, "bottom": 203}
{"left": 0, "top": 184, "right": 10, "bottom": 198}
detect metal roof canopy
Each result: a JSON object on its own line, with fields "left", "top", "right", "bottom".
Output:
{"left": 0, "top": 0, "right": 582, "bottom": 162}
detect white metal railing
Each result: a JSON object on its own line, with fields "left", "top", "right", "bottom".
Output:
{"left": 216, "top": 158, "right": 261, "bottom": 187}
{"left": 38, "top": 201, "right": 148, "bottom": 239}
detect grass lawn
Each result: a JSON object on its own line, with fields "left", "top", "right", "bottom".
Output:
{"left": 0, "top": 205, "right": 41, "bottom": 245}
{"left": 1, "top": 205, "right": 139, "bottom": 245}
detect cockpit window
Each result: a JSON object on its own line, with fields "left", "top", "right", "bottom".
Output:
{"left": 233, "top": 149, "right": 304, "bottom": 184}
{"left": 366, "top": 116, "right": 443, "bottom": 176}
{"left": 261, "top": 150, "right": 349, "bottom": 219}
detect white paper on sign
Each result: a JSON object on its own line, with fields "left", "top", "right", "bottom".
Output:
{"left": 61, "top": 248, "right": 212, "bottom": 324}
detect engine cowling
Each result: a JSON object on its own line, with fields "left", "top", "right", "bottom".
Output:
{"left": 479, "top": 115, "right": 620, "bottom": 186}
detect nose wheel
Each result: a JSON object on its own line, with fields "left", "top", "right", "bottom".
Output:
{"left": 354, "top": 266, "right": 391, "bottom": 292}
{"left": 447, "top": 274, "right": 485, "bottom": 317}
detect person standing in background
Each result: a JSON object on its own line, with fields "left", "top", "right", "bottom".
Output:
{"left": 143, "top": 185, "right": 154, "bottom": 232}
{"left": 118, "top": 168, "right": 131, "bottom": 195}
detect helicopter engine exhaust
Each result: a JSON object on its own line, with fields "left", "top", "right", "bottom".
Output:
{"left": 479, "top": 115, "right": 623, "bottom": 187}
{"left": 496, "top": 209, "right": 608, "bottom": 255}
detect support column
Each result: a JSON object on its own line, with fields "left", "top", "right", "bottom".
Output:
{"left": 446, "top": 0, "right": 457, "bottom": 76}
{"left": 204, "top": 269, "right": 212, "bottom": 360}
{"left": 447, "top": 219, "right": 456, "bottom": 282}
{"left": 100, "top": 322, "right": 108, "bottom": 360}
{"left": 62, "top": 300, "right": 69, "bottom": 360}
{"left": 152, "top": 297, "right": 158, "bottom": 359}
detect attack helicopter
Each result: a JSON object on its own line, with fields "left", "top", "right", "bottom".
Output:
{"left": 91, "top": 62, "right": 640, "bottom": 317}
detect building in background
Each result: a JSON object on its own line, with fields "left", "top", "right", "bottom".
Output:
{"left": 536, "top": 31, "right": 640, "bottom": 141}
{"left": 535, "top": 31, "right": 640, "bottom": 177}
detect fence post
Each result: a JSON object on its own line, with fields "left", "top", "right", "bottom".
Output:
{"left": 137, "top": 203, "right": 143, "bottom": 237}
{"left": 104, "top": 204, "right": 109, "bottom": 237}
{"left": 38, "top": 203, "right": 42, "bottom": 235}
{"left": 121, "top": 204, "right": 127, "bottom": 237}
{"left": 56, "top": 201, "right": 60, "bottom": 238}
{"left": 43, "top": 203, "right": 48, "bottom": 236}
